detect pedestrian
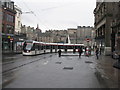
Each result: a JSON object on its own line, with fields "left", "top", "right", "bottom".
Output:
{"left": 85, "top": 47, "right": 87, "bottom": 52}
{"left": 73, "top": 48, "right": 76, "bottom": 53}
{"left": 95, "top": 48, "right": 99, "bottom": 59}
{"left": 58, "top": 49, "right": 62, "bottom": 57}
{"left": 89, "top": 46, "right": 91, "bottom": 55}
{"left": 78, "top": 48, "right": 83, "bottom": 58}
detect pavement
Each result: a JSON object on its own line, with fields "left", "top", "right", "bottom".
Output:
{"left": 2, "top": 52, "right": 120, "bottom": 88}
{"left": 93, "top": 54, "right": 120, "bottom": 88}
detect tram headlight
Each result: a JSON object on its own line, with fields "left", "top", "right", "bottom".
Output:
{"left": 27, "top": 50, "right": 29, "bottom": 52}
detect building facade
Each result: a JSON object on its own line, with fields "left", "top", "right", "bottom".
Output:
{"left": 14, "top": 5, "right": 22, "bottom": 35}
{"left": 0, "top": 1, "right": 2, "bottom": 55}
{"left": 67, "top": 28, "right": 77, "bottom": 44}
{"left": 111, "top": 1, "right": 120, "bottom": 54}
{"left": 38, "top": 30, "right": 68, "bottom": 43}
{"left": 21, "top": 25, "right": 42, "bottom": 41}
{"left": 76, "top": 26, "right": 94, "bottom": 47}
{"left": 35, "top": 24, "right": 42, "bottom": 41}
{"left": 94, "top": 2, "right": 119, "bottom": 55}
{"left": 2, "top": 0, "right": 16, "bottom": 53}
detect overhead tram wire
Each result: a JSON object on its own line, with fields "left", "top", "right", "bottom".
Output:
{"left": 14, "top": 0, "right": 49, "bottom": 30}
{"left": 34, "top": 3, "right": 71, "bottom": 31}
{"left": 21, "top": 0, "right": 51, "bottom": 31}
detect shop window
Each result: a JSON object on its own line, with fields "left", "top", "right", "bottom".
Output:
{"left": 6, "top": 14, "right": 14, "bottom": 23}
{"left": 6, "top": 25, "right": 14, "bottom": 34}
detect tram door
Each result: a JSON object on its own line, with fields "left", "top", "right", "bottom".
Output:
{"left": 65, "top": 46, "right": 67, "bottom": 52}
{"left": 50, "top": 45, "right": 52, "bottom": 53}
{"left": 55, "top": 45, "right": 58, "bottom": 53}
{"left": 73, "top": 46, "right": 76, "bottom": 53}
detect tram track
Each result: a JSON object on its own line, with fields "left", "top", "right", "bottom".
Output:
{"left": 2, "top": 54, "right": 53, "bottom": 74}
{"left": 2, "top": 55, "right": 39, "bottom": 65}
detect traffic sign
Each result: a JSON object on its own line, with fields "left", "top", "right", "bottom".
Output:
{"left": 86, "top": 38, "right": 90, "bottom": 42}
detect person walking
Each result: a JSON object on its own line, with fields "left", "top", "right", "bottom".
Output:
{"left": 95, "top": 48, "right": 99, "bottom": 59}
{"left": 78, "top": 48, "right": 83, "bottom": 58}
{"left": 58, "top": 49, "right": 62, "bottom": 57}
{"left": 84, "top": 46, "right": 87, "bottom": 55}
{"left": 73, "top": 48, "right": 76, "bottom": 53}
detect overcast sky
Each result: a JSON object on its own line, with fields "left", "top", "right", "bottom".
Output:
{"left": 13, "top": 0, "right": 96, "bottom": 32}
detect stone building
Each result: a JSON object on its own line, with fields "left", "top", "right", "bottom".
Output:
{"left": 21, "top": 25, "right": 36, "bottom": 40}
{"left": 42, "top": 30, "right": 68, "bottom": 43}
{"left": 38, "top": 30, "right": 68, "bottom": 43}
{"left": 94, "top": 1, "right": 119, "bottom": 55}
{"left": 2, "top": 0, "right": 16, "bottom": 53}
{"left": 111, "top": 1, "right": 120, "bottom": 54}
{"left": 67, "top": 28, "right": 77, "bottom": 44}
{"left": 76, "top": 26, "right": 94, "bottom": 47}
{"left": 35, "top": 24, "right": 42, "bottom": 41}
{"left": 14, "top": 5, "right": 22, "bottom": 35}
{"left": 21, "top": 25, "right": 27, "bottom": 34}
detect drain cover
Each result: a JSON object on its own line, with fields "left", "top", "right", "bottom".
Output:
{"left": 55, "top": 62, "right": 62, "bottom": 64}
{"left": 63, "top": 67, "right": 73, "bottom": 70}
{"left": 85, "top": 61, "right": 93, "bottom": 63}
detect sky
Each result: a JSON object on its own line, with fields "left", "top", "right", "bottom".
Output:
{"left": 12, "top": 0, "right": 96, "bottom": 32}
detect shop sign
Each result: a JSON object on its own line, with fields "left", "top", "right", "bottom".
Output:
{"left": 8, "top": 36, "right": 10, "bottom": 39}
{"left": 10, "top": 38, "right": 13, "bottom": 41}
{"left": 19, "top": 38, "right": 24, "bottom": 41}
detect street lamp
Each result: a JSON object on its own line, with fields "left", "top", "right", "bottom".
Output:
{"left": 22, "top": 11, "right": 34, "bottom": 14}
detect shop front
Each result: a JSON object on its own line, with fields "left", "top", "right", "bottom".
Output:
{"left": 14, "top": 34, "right": 26, "bottom": 53}
{"left": 2, "top": 33, "right": 14, "bottom": 54}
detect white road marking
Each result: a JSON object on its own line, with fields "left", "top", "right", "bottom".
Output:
{"left": 43, "top": 61, "right": 49, "bottom": 65}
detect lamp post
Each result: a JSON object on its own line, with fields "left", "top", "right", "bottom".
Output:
{"left": 22, "top": 11, "right": 34, "bottom": 14}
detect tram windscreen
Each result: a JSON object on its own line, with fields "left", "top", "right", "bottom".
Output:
{"left": 23, "top": 42, "right": 33, "bottom": 50}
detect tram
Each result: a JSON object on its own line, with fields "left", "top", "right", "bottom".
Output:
{"left": 22, "top": 40, "right": 84, "bottom": 56}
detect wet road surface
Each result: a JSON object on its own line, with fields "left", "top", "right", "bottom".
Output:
{"left": 3, "top": 53, "right": 104, "bottom": 88}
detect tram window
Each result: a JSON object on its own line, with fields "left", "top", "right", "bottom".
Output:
{"left": 53, "top": 45, "right": 55, "bottom": 49}
{"left": 61, "top": 46, "right": 64, "bottom": 49}
{"left": 44, "top": 45, "right": 46, "bottom": 49}
{"left": 46, "top": 45, "right": 50, "bottom": 49}
{"left": 76, "top": 46, "right": 79, "bottom": 49}
{"left": 64, "top": 46, "right": 67, "bottom": 49}
{"left": 43, "top": 45, "right": 46, "bottom": 49}
{"left": 58, "top": 45, "right": 62, "bottom": 49}
{"left": 75, "top": 46, "right": 78, "bottom": 49}
{"left": 73, "top": 46, "right": 75, "bottom": 49}
{"left": 31, "top": 44, "right": 35, "bottom": 50}
{"left": 34, "top": 44, "right": 39, "bottom": 50}
{"left": 50, "top": 45, "right": 52, "bottom": 49}
{"left": 38, "top": 44, "right": 41, "bottom": 50}
{"left": 41, "top": 45, "right": 44, "bottom": 50}
{"left": 24, "top": 42, "right": 33, "bottom": 50}
{"left": 46, "top": 45, "right": 48, "bottom": 49}
{"left": 23, "top": 42, "right": 26, "bottom": 50}
{"left": 67, "top": 46, "right": 73, "bottom": 49}
{"left": 55, "top": 45, "right": 57, "bottom": 49}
